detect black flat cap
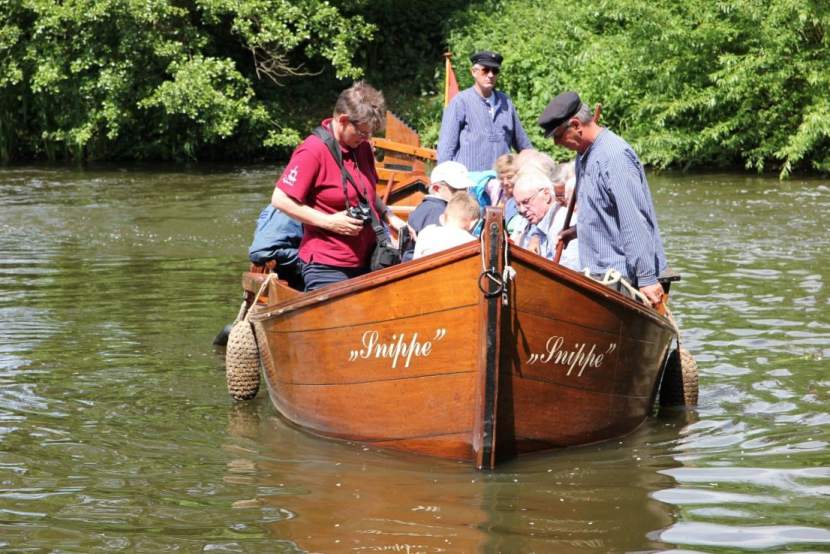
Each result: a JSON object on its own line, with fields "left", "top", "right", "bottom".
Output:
{"left": 470, "top": 51, "right": 503, "bottom": 69}
{"left": 538, "top": 92, "right": 582, "bottom": 138}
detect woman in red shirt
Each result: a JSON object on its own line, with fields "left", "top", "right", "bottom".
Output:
{"left": 271, "top": 81, "right": 404, "bottom": 291}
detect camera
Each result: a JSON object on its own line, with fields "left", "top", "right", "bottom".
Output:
{"left": 346, "top": 202, "right": 371, "bottom": 224}
{"left": 398, "top": 225, "right": 415, "bottom": 254}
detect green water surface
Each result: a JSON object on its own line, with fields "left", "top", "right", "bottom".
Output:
{"left": 0, "top": 166, "right": 828, "bottom": 553}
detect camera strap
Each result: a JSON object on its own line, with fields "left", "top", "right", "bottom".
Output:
{"left": 312, "top": 125, "right": 390, "bottom": 246}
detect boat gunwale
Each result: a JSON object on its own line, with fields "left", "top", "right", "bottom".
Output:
{"left": 507, "top": 245, "right": 676, "bottom": 332}
{"left": 248, "top": 233, "right": 675, "bottom": 335}
{"left": 249, "top": 241, "right": 480, "bottom": 321}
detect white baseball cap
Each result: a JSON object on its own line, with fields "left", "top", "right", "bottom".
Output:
{"left": 430, "top": 161, "right": 473, "bottom": 190}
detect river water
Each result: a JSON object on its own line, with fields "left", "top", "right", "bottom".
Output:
{"left": 0, "top": 166, "right": 827, "bottom": 553}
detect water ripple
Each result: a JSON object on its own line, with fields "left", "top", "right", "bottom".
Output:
{"left": 0, "top": 168, "right": 827, "bottom": 552}
{"left": 659, "top": 522, "right": 830, "bottom": 550}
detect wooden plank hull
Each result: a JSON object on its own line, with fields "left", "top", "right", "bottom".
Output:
{"left": 248, "top": 215, "right": 676, "bottom": 467}
{"left": 253, "top": 250, "right": 483, "bottom": 461}
{"left": 495, "top": 248, "right": 674, "bottom": 461}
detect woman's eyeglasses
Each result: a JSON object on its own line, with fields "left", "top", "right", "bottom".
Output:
{"left": 349, "top": 120, "right": 372, "bottom": 139}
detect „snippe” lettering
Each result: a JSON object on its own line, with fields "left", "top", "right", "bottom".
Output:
{"left": 348, "top": 328, "right": 448, "bottom": 369}
{"left": 527, "top": 336, "right": 617, "bottom": 377}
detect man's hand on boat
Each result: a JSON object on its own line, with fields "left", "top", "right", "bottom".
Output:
{"left": 556, "top": 225, "right": 577, "bottom": 248}
{"left": 639, "top": 282, "right": 664, "bottom": 308}
{"left": 327, "top": 210, "right": 366, "bottom": 236}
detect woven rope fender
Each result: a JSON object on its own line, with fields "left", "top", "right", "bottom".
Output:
{"left": 225, "top": 274, "right": 274, "bottom": 401}
{"left": 225, "top": 315, "right": 260, "bottom": 401}
{"left": 679, "top": 347, "right": 699, "bottom": 406}
{"left": 659, "top": 346, "right": 699, "bottom": 407}
{"left": 658, "top": 306, "right": 699, "bottom": 407}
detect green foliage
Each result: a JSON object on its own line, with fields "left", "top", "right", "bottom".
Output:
{"left": 0, "top": 0, "right": 372, "bottom": 161}
{"left": 1, "top": 0, "right": 828, "bottom": 175}
{"left": 441, "top": 0, "right": 830, "bottom": 177}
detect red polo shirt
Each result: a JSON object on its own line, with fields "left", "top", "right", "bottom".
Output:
{"left": 275, "top": 119, "right": 379, "bottom": 267}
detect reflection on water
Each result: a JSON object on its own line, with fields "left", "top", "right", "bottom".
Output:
{"left": 221, "top": 402, "right": 681, "bottom": 553}
{"left": 0, "top": 166, "right": 828, "bottom": 552}
{"left": 224, "top": 404, "right": 489, "bottom": 553}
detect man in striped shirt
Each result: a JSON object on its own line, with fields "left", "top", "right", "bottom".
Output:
{"left": 538, "top": 92, "right": 667, "bottom": 307}
{"left": 437, "top": 51, "right": 533, "bottom": 171}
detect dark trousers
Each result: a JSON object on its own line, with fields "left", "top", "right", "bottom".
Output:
{"left": 302, "top": 262, "right": 369, "bottom": 292}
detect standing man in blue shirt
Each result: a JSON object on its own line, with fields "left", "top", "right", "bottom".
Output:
{"left": 437, "top": 51, "right": 533, "bottom": 171}
{"left": 538, "top": 92, "right": 668, "bottom": 307}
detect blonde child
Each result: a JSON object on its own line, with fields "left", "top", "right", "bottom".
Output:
{"left": 413, "top": 193, "right": 481, "bottom": 259}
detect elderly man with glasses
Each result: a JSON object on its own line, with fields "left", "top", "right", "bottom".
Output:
{"left": 511, "top": 164, "right": 579, "bottom": 267}
{"left": 538, "top": 91, "right": 668, "bottom": 307}
{"left": 437, "top": 51, "right": 533, "bottom": 171}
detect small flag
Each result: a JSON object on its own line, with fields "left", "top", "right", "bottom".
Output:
{"left": 444, "top": 53, "right": 459, "bottom": 108}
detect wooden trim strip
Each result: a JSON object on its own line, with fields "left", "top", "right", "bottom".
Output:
{"left": 474, "top": 209, "right": 505, "bottom": 470}
{"left": 372, "top": 137, "right": 438, "bottom": 160}
{"left": 250, "top": 241, "right": 480, "bottom": 321}
{"left": 270, "top": 369, "right": 475, "bottom": 387}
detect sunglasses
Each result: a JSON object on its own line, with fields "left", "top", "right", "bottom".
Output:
{"left": 477, "top": 66, "right": 500, "bottom": 75}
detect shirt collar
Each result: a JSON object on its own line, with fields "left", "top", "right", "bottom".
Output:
{"left": 536, "top": 202, "right": 560, "bottom": 237}
{"left": 477, "top": 90, "right": 500, "bottom": 110}
{"left": 581, "top": 127, "right": 608, "bottom": 159}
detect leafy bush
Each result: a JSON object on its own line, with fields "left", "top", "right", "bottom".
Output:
{"left": 1, "top": 0, "right": 828, "bottom": 176}
{"left": 0, "top": 0, "right": 372, "bottom": 161}
{"left": 440, "top": 0, "right": 830, "bottom": 177}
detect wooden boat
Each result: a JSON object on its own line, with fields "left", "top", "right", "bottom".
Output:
{"left": 241, "top": 209, "right": 678, "bottom": 469}
{"left": 371, "top": 112, "right": 434, "bottom": 219}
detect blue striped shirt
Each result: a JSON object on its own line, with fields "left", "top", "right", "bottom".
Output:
{"left": 437, "top": 87, "right": 533, "bottom": 171}
{"left": 575, "top": 129, "right": 667, "bottom": 287}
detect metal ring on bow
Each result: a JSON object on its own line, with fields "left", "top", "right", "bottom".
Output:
{"left": 478, "top": 269, "right": 504, "bottom": 298}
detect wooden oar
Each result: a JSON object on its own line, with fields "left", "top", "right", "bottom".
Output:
{"left": 552, "top": 187, "right": 578, "bottom": 264}
{"left": 553, "top": 103, "right": 601, "bottom": 263}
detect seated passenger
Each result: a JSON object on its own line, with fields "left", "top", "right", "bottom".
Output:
{"left": 512, "top": 167, "right": 564, "bottom": 260}
{"left": 248, "top": 205, "right": 304, "bottom": 289}
{"left": 413, "top": 193, "right": 481, "bottom": 259}
{"left": 402, "top": 161, "right": 473, "bottom": 261}
{"left": 489, "top": 154, "right": 515, "bottom": 208}
{"left": 492, "top": 154, "right": 523, "bottom": 234}
{"left": 511, "top": 150, "right": 562, "bottom": 250}
{"left": 514, "top": 149, "right": 559, "bottom": 182}
{"left": 559, "top": 160, "right": 576, "bottom": 190}
{"left": 467, "top": 169, "right": 496, "bottom": 211}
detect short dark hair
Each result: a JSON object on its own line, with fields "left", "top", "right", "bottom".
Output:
{"left": 334, "top": 81, "right": 386, "bottom": 133}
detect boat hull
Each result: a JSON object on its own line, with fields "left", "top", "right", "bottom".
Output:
{"left": 495, "top": 248, "right": 674, "bottom": 460}
{"left": 248, "top": 214, "right": 676, "bottom": 467}
{"left": 253, "top": 251, "right": 483, "bottom": 460}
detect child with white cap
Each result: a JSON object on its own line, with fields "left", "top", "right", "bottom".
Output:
{"left": 402, "top": 160, "right": 473, "bottom": 261}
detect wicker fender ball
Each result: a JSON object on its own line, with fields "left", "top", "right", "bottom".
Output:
{"left": 225, "top": 320, "right": 260, "bottom": 401}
